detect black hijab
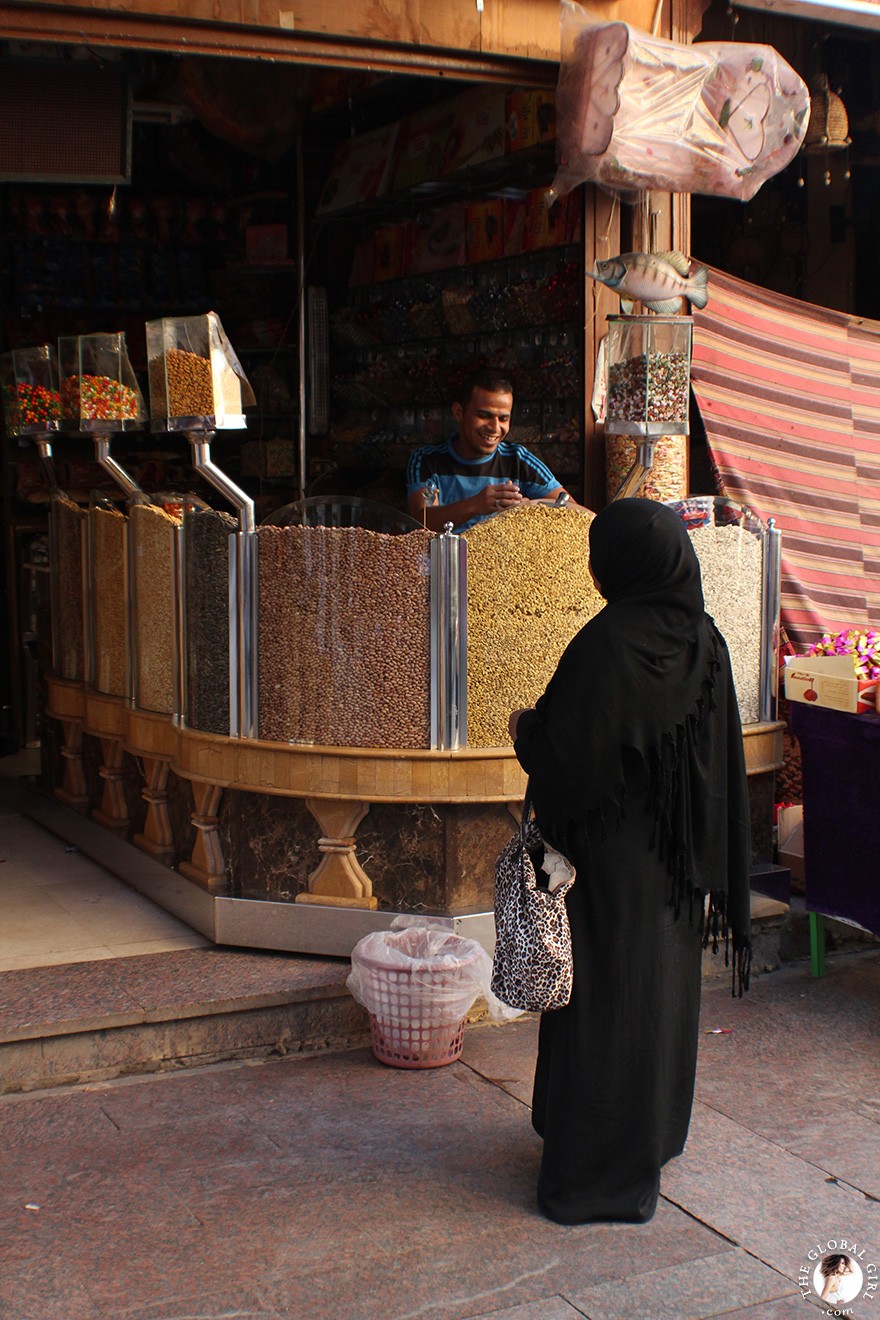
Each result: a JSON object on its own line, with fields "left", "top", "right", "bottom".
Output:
{"left": 515, "top": 498, "right": 752, "bottom": 993}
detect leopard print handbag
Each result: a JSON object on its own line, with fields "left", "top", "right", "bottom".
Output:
{"left": 491, "top": 794, "right": 576, "bottom": 1013}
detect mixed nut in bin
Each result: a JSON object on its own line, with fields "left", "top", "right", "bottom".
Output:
{"left": 146, "top": 312, "right": 255, "bottom": 427}
{"left": 257, "top": 498, "right": 432, "bottom": 750}
{"left": 603, "top": 315, "right": 693, "bottom": 437}
{"left": 89, "top": 495, "right": 128, "bottom": 697}
{"left": 464, "top": 503, "right": 604, "bottom": 747}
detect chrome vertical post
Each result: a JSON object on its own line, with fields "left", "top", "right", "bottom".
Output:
{"left": 760, "top": 517, "right": 782, "bottom": 723}
{"left": 296, "top": 132, "right": 307, "bottom": 500}
{"left": 174, "top": 521, "right": 185, "bottom": 724}
{"left": 186, "top": 432, "right": 257, "bottom": 739}
{"left": 430, "top": 524, "right": 468, "bottom": 751}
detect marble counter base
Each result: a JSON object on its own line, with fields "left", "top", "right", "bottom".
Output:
{"left": 40, "top": 678, "right": 785, "bottom": 944}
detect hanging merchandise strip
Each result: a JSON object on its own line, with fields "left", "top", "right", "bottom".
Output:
{"left": 689, "top": 266, "right": 880, "bottom": 654}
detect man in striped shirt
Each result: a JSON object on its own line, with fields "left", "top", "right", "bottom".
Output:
{"left": 406, "top": 370, "right": 573, "bottom": 532}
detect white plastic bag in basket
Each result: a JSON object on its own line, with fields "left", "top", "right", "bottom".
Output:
{"left": 347, "top": 920, "right": 520, "bottom": 1024}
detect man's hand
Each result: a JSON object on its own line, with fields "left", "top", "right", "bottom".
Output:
{"left": 478, "top": 481, "right": 523, "bottom": 515}
{"left": 408, "top": 480, "right": 524, "bottom": 532}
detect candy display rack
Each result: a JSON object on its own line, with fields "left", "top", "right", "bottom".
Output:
{"left": 58, "top": 333, "right": 146, "bottom": 709}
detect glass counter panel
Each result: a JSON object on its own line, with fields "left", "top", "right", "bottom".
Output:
{"left": 684, "top": 500, "right": 765, "bottom": 726}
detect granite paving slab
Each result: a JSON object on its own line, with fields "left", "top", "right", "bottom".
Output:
{"left": 0, "top": 1045, "right": 735, "bottom": 1320}
{"left": 772, "top": 1109, "right": 880, "bottom": 1200}
{"left": 566, "top": 1248, "right": 798, "bottom": 1320}
{"left": 461, "top": 1014, "right": 539, "bottom": 1105}
{"left": 473, "top": 1301, "right": 585, "bottom": 1319}
{"left": 694, "top": 951, "right": 880, "bottom": 1120}
{"left": 662, "top": 1100, "right": 880, "bottom": 1283}
{"left": 712, "top": 1299, "right": 826, "bottom": 1318}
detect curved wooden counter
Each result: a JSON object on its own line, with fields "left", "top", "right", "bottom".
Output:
{"left": 46, "top": 674, "right": 785, "bottom": 912}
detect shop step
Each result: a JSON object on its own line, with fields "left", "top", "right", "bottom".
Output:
{"left": 0, "top": 947, "right": 371, "bottom": 1094}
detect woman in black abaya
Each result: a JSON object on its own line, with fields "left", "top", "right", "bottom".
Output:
{"left": 510, "top": 498, "right": 751, "bottom": 1226}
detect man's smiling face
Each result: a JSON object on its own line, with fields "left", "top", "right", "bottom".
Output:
{"left": 452, "top": 386, "right": 513, "bottom": 460}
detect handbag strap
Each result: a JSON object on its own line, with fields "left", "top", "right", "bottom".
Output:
{"left": 520, "top": 785, "right": 534, "bottom": 843}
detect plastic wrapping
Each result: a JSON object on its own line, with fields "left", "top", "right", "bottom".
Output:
{"left": 550, "top": 1, "right": 810, "bottom": 203}
{"left": 348, "top": 925, "right": 489, "bottom": 1024}
{"left": 347, "top": 921, "right": 518, "bottom": 1031}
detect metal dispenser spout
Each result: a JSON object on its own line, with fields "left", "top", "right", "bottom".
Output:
{"left": 33, "top": 436, "right": 59, "bottom": 491}
{"left": 94, "top": 437, "right": 142, "bottom": 498}
{"left": 612, "top": 439, "right": 656, "bottom": 501}
{"left": 187, "top": 434, "right": 255, "bottom": 533}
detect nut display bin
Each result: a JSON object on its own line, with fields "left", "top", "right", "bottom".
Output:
{"left": 1, "top": 345, "right": 61, "bottom": 434}
{"left": 130, "top": 494, "right": 184, "bottom": 715}
{"left": 182, "top": 500, "right": 236, "bottom": 735}
{"left": 146, "top": 311, "right": 255, "bottom": 430}
{"left": 605, "top": 314, "right": 693, "bottom": 437}
{"left": 257, "top": 497, "right": 432, "bottom": 748}
{"left": 88, "top": 493, "right": 129, "bottom": 697}
{"left": 49, "top": 491, "right": 86, "bottom": 681}
{"left": 58, "top": 333, "right": 145, "bottom": 430}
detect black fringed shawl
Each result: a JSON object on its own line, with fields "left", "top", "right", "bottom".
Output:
{"left": 515, "top": 498, "right": 752, "bottom": 995}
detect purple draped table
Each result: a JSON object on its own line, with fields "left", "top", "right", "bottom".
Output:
{"left": 789, "top": 702, "right": 880, "bottom": 940}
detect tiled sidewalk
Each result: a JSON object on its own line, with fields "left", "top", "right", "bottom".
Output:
{"left": 1, "top": 948, "right": 878, "bottom": 1320}
{"left": 0, "top": 753, "right": 208, "bottom": 972}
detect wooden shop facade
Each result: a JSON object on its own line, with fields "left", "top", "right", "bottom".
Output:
{"left": 0, "top": 0, "right": 785, "bottom": 955}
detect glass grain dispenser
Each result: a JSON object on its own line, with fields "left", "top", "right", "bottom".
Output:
{"left": 130, "top": 493, "right": 185, "bottom": 716}
{"left": 604, "top": 315, "right": 693, "bottom": 437}
{"left": 49, "top": 491, "right": 86, "bottom": 682}
{"left": 146, "top": 312, "right": 255, "bottom": 430}
{"left": 1, "top": 345, "right": 61, "bottom": 435}
{"left": 257, "top": 498, "right": 433, "bottom": 749}
{"left": 88, "top": 493, "right": 129, "bottom": 697}
{"left": 182, "top": 499, "right": 237, "bottom": 736}
{"left": 58, "top": 333, "right": 145, "bottom": 430}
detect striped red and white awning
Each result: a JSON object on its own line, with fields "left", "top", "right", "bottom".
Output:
{"left": 691, "top": 267, "right": 880, "bottom": 653}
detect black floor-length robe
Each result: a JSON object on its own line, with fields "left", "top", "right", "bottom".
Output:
{"left": 529, "top": 752, "right": 703, "bottom": 1224}
{"left": 512, "top": 498, "right": 751, "bottom": 1225}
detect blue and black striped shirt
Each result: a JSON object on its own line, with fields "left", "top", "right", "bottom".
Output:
{"left": 406, "top": 434, "right": 560, "bottom": 532}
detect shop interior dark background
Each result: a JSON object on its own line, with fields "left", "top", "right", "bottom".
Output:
{"left": 3, "top": 21, "right": 880, "bottom": 745}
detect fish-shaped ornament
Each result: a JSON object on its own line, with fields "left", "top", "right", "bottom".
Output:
{"left": 589, "top": 251, "right": 709, "bottom": 314}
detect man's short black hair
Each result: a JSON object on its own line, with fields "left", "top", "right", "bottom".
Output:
{"left": 455, "top": 370, "right": 514, "bottom": 408}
